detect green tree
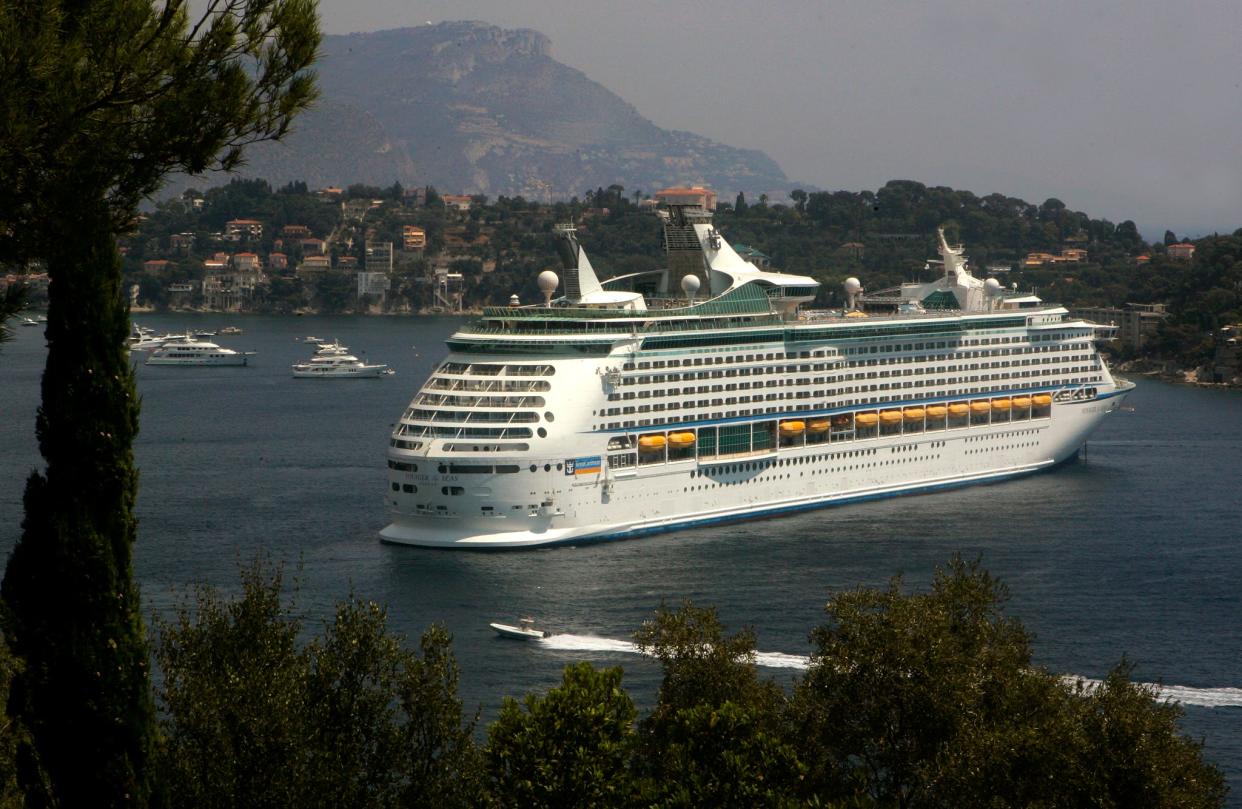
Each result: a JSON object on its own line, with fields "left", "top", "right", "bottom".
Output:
{"left": 0, "top": 0, "right": 319, "bottom": 805}
{"left": 486, "top": 662, "right": 637, "bottom": 807}
{"left": 154, "top": 564, "right": 308, "bottom": 808}
{"left": 790, "top": 556, "right": 1226, "bottom": 808}
{"left": 155, "top": 563, "right": 483, "bottom": 809}
{"left": 645, "top": 701, "right": 803, "bottom": 808}
{"left": 634, "top": 601, "right": 797, "bottom": 804}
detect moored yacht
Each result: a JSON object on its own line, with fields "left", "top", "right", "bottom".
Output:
{"left": 292, "top": 350, "right": 391, "bottom": 378}
{"left": 145, "top": 339, "right": 253, "bottom": 366}
{"left": 381, "top": 207, "right": 1133, "bottom": 549}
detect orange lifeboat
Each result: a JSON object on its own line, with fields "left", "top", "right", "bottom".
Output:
{"left": 1032, "top": 394, "right": 1053, "bottom": 407}
{"left": 807, "top": 419, "right": 831, "bottom": 433}
{"left": 1011, "top": 396, "right": 1032, "bottom": 408}
{"left": 880, "top": 410, "right": 903, "bottom": 424}
{"left": 779, "top": 421, "right": 806, "bottom": 434}
{"left": 948, "top": 403, "right": 970, "bottom": 417}
{"left": 638, "top": 434, "right": 666, "bottom": 451}
{"left": 667, "top": 431, "right": 696, "bottom": 446}
{"left": 991, "top": 398, "right": 1012, "bottom": 410}
{"left": 925, "top": 405, "right": 948, "bottom": 418}
{"left": 970, "top": 401, "right": 991, "bottom": 413}
{"left": 855, "top": 412, "right": 879, "bottom": 427}
{"left": 902, "top": 407, "right": 925, "bottom": 421}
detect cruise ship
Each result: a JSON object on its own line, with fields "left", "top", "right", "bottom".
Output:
{"left": 381, "top": 206, "right": 1133, "bottom": 548}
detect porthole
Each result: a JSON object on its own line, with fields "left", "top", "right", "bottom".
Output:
{"left": 530, "top": 464, "right": 537, "bottom": 472}
{"left": 537, "top": 427, "right": 547, "bottom": 438}
{"left": 545, "top": 412, "right": 555, "bottom": 422}
{"left": 544, "top": 463, "right": 551, "bottom": 472}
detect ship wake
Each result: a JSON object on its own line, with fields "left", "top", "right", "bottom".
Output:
{"left": 537, "top": 634, "right": 1242, "bottom": 707}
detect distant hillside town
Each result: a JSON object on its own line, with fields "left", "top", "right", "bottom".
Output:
{"left": 5, "top": 177, "right": 1239, "bottom": 385}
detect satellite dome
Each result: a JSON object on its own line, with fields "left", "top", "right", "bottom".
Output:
{"left": 537, "top": 270, "right": 559, "bottom": 294}
{"left": 844, "top": 277, "right": 862, "bottom": 294}
{"left": 985, "top": 277, "right": 1003, "bottom": 295}
{"left": 680, "top": 274, "right": 701, "bottom": 296}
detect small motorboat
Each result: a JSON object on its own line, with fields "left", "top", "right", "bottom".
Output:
{"left": 489, "top": 617, "right": 549, "bottom": 640}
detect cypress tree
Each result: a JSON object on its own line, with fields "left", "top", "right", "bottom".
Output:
{"left": 0, "top": 1, "right": 319, "bottom": 804}
{"left": 3, "top": 192, "right": 150, "bottom": 806}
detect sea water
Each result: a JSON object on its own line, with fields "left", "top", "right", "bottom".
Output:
{"left": 1, "top": 313, "right": 1239, "bottom": 798}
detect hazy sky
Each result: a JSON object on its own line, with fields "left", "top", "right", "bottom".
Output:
{"left": 316, "top": 0, "right": 1240, "bottom": 238}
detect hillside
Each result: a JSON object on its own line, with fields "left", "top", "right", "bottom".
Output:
{"left": 233, "top": 22, "right": 796, "bottom": 199}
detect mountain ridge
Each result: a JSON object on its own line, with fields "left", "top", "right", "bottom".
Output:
{"left": 224, "top": 21, "right": 801, "bottom": 199}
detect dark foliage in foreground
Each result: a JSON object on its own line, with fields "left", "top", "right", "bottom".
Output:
{"left": 138, "top": 557, "right": 1227, "bottom": 808}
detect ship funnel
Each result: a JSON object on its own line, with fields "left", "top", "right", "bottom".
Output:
{"left": 552, "top": 223, "right": 603, "bottom": 302}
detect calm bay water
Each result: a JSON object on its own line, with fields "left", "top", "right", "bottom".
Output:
{"left": 2, "top": 313, "right": 1240, "bottom": 798}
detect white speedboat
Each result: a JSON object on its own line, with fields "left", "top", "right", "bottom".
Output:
{"left": 291, "top": 351, "right": 391, "bottom": 378}
{"left": 219, "top": 325, "right": 243, "bottom": 335}
{"left": 300, "top": 335, "right": 324, "bottom": 343}
{"left": 489, "top": 617, "right": 549, "bottom": 640}
{"left": 145, "top": 339, "right": 253, "bottom": 366}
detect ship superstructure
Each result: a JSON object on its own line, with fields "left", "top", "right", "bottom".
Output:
{"left": 381, "top": 207, "right": 1132, "bottom": 548}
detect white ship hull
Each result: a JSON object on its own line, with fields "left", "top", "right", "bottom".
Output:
{"left": 381, "top": 384, "right": 1131, "bottom": 549}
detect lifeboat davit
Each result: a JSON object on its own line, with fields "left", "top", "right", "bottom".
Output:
{"left": 1032, "top": 394, "right": 1053, "bottom": 407}
{"left": 948, "top": 403, "right": 970, "bottom": 417}
{"left": 808, "top": 419, "right": 831, "bottom": 433}
{"left": 638, "top": 434, "right": 666, "bottom": 450}
{"left": 903, "top": 408, "right": 925, "bottom": 421}
{"left": 970, "top": 401, "right": 992, "bottom": 413}
{"left": 925, "top": 405, "right": 948, "bottom": 418}
{"left": 667, "top": 431, "right": 696, "bottom": 446}
{"left": 1011, "top": 396, "right": 1032, "bottom": 408}
{"left": 855, "top": 412, "right": 879, "bottom": 427}
{"left": 991, "top": 398, "right": 1012, "bottom": 410}
{"left": 880, "top": 410, "right": 903, "bottom": 424}
{"left": 779, "top": 421, "right": 806, "bottom": 434}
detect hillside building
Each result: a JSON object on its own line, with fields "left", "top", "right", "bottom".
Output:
{"left": 366, "top": 241, "right": 394, "bottom": 272}
{"left": 225, "top": 219, "right": 263, "bottom": 241}
{"left": 654, "top": 186, "right": 717, "bottom": 210}
{"left": 1071, "top": 302, "right": 1168, "bottom": 351}
{"left": 403, "top": 225, "right": 427, "bottom": 250}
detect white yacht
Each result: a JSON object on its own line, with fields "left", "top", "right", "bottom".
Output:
{"left": 145, "top": 339, "right": 253, "bottom": 366}
{"left": 292, "top": 351, "right": 391, "bottom": 378}
{"left": 381, "top": 207, "right": 1133, "bottom": 549}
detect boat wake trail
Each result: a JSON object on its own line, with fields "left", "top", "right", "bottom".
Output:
{"left": 540, "top": 633, "right": 811, "bottom": 671}
{"left": 539, "top": 635, "right": 1240, "bottom": 707}
{"left": 1066, "top": 677, "right": 1242, "bottom": 709}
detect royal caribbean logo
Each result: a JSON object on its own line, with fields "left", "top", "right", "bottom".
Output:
{"left": 565, "top": 455, "right": 602, "bottom": 475}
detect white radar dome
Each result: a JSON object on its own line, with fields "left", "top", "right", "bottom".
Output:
{"left": 985, "top": 277, "right": 1003, "bottom": 295}
{"left": 844, "top": 277, "right": 862, "bottom": 295}
{"left": 537, "top": 270, "right": 559, "bottom": 294}
{"left": 680, "top": 274, "right": 701, "bottom": 296}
